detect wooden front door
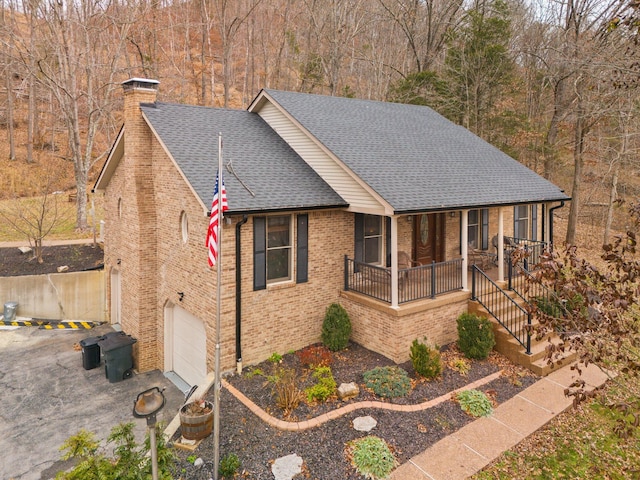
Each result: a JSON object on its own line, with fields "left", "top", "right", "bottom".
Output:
{"left": 414, "top": 214, "right": 445, "bottom": 264}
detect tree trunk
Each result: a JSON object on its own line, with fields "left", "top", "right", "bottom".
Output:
{"left": 603, "top": 161, "right": 618, "bottom": 245}
{"left": 565, "top": 92, "right": 585, "bottom": 246}
{"left": 4, "top": 58, "right": 16, "bottom": 161}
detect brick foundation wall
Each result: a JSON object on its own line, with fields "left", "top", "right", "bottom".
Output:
{"left": 340, "top": 291, "right": 469, "bottom": 363}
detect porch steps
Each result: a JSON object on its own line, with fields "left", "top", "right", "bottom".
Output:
{"left": 469, "top": 292, "right": 576, "bottom": 376}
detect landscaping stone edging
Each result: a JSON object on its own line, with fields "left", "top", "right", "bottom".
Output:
{"left": 220, "top": 370, "right": 504, "bottom": 432}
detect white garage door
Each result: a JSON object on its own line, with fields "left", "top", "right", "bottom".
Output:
{"left": 168, "top": 306, "right": 207, "bottom": 387}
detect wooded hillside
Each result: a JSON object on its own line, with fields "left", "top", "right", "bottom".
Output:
{"left": 1, "top": 0, "right": 638, "bottom": 242}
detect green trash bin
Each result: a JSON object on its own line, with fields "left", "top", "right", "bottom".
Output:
{"left": 98, "top": 332, "right": 137, "bottom": 383}
{"left": 79, "top": 336, "right": 102, "bottom": 370}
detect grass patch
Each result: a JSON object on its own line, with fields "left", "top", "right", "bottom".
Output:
{"left": 0, "top": 194, "right": 103, "bottom": 242}
{"left": 472, "top": 374, "right": 640, "bottom": 479}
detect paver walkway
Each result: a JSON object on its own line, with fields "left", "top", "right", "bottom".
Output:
{"left": 389, "top": 362, "right": 609, "bottom": 479}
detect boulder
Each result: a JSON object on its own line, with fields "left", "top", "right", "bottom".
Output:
{"left": 337, "top": 382, "right": 359, "bottom": 400}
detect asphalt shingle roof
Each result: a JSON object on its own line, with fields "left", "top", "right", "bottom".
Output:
{"left": 140, "top": 102, "right": 347, "bottom": 213}
{"left": 263, "top": 89, "right": 569, "bottom": 213}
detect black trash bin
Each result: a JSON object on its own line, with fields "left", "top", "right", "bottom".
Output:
{"left": 98, "top": 331, "right": 137, "bottom": 383}
{"left": 79, "top": 336, "right": 102, "bottom": 370}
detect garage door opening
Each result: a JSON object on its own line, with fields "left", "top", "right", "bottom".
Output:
{"left": 164, "top": 304, "right": 207, "bottom": 389}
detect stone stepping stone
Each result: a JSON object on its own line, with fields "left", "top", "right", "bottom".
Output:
{"left": 353, "top": 415, "right": 377, "bottom": 432}
{"left": 272, "top": 453, "right": 303, "bottom": 480}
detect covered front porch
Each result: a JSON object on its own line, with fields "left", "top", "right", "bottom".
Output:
{"left": 344, "top": 206, "right": 552, "bottom": 308}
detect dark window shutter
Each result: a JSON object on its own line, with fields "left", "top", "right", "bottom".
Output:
{"left": 296, "top": 214, "right": 308, "bottom": 283}
{"left": 253, "top": 217, "right": 266, "bottom": 290}
{"left": 354, "top": 213, "right": 364, "bottom": 263}
{"left": 513, "top": 207, "right": 519, "bottom": 238}
{"left": 385, "top": 217, "right": 391, "bottom": 267}
{"left": 531, "top": 205, "right": 537, "bottom": 241}
{"left": 481, "top": 209, "right": 489, "bottom": 250}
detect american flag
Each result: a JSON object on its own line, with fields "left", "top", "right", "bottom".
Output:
{"left": 206, "top": 171, "right": 228, "bottom": 267}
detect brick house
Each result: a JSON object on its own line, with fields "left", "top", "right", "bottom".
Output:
{"left": 94, "top": 78, "right": 569, "bottom": 387}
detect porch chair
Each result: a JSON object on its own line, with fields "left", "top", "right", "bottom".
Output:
{"left": 397, "top": 251, "right": 421, "bottom": 288}
{"left": 491, "top": 235, "right": 515, "bottom": 265}
{"left": 468, "top": 244, "right": 494, "bottom": 270}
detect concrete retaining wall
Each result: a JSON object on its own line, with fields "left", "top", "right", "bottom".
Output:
{"left": 0, "top": 270, "right": 106, "bottom": 322}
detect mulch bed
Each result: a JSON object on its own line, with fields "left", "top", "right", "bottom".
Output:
{"left": 0, "top": 244, "right": 104, "bottom": 276}
{"left": 172, "top": 342, "right": 538, "bottom": 479}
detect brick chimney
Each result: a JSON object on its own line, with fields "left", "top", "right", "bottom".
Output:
{"left": 119, "top": 78, "right": 160, "bottom": 373}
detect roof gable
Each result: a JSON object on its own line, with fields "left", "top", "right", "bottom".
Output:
{"left": 258, "top": 89, "right": 569, "bottom": 212}
{"left": 139, "top": 102, "right": 347, "bottom": 213}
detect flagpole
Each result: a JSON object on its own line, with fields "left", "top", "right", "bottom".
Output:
{"left": 213, "top": 132, "right": 223, "bottom": 480}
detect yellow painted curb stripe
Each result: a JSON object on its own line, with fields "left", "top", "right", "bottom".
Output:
{"left": 1, "top": 320, "right": 101, "bottom": 329}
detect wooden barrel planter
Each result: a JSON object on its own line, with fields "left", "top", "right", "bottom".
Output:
{"left": 179, "top": 401, "right": 214, "bottom": 440}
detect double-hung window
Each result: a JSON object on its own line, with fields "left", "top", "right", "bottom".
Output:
{"left": 254, "top": 214, "right": 308, "bottom": 290}
{"left": 355, "top": 213, "right": 390, "bottom": 267}
{"left": 363, "top": 215, "right": 383, "bottom": 264}
{"left": 266, "top": 216, "right": 292, "bottom": 283}
{"left": 467, "top": 209, "right": 489, "bottom": 249}
{"left": 513, "top": 205, "right": 537, "bottom": 240}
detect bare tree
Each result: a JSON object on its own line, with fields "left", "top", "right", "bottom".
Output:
{"left": 532, "top": 201, "right": 640, "bottom": 437}
{"left": 30, "top": 0, "right": 134, "bottom": 230}
{"left": 377, "top": 0, "right": 463, "bottom": 74}
{"left": 0, "top": 174, "right": 70, "bottom": 263}
{"left": 1, "top": 2, "right": 17, "bottom": 161}
{"left": 211, "top": 0, "right": 263, "bottom": 107}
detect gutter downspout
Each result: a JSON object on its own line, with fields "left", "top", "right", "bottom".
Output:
{"left": 235, "top": 215, "right": 248, "bottom": 374}
{"left": 548, "top": 201, "right": 565, "bottom": 249}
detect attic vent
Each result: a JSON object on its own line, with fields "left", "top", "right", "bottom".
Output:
{"left": 122, "top": 78, "right": 159, "bottom": 91}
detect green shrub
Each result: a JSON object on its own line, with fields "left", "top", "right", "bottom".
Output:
{"left": 535, "top": 294, "right": 586, "bottom": 321}
{"left": 305, "top": 366, "right": 337, "bottom": 403}
{"left": 347, "top": 435, "right": 398, "bottom": 480}
{"left": 219, "top": 453, "right": 240, "bottom": 478}
{"left": 268, "top": 352, "right": 283, "bottom": 363}
{"left": 456, "top": 389, "right": 493, "bottom": 417}
{"left": 363, "top": 366, "right": 411, "bottom": 398}
{"left": 535, "top": 295, "right": 565, "bottom": 318}
{"left": 410, "top": 338, "right": 442, "bottom": 379}
{"left": 457, "top": 313, "right": 495, "bottom": 359}
{"left": 321, "top": 303, "right": 352, "bottom": 351}
{"left": 55, "top": 423, "right": 175, "bottom": 480}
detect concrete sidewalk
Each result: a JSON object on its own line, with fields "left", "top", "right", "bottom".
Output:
{"left": 389, "top": 363, "right": 610, "bottom": 479}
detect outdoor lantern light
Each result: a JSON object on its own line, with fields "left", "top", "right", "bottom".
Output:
{"left": 133, "top": 386, "right": 166, "bottom": 480}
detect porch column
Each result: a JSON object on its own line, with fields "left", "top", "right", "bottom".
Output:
{"left": 461, "top": 209, "right": 468, "bottom": 291}
{"left": 498, "top": 208, "right": 505, "bottom": 283}
{"left": 390, "top": 215, "right": 399, "bottom": 308}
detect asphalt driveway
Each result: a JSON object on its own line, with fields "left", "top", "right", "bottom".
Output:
{"left": 0, "top": 323, "right": 185, "bottom": 480}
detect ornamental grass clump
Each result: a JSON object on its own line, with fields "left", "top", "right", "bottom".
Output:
{"left": 457, "top": 312, "right": 496, "bottom": 359}
{"left": 363, "top": 366, "right": 411, "bottom": 398}
{"left": 305, "top": 366, "right": 337, "bottom": 403}
{"left": 347, "top": 435, "right": 398, "bottom": 480}
{"left": 272, "top": 367, "right": 304, "bottom": 416}
{"left": 410, "top": 338, "right": 442, "bottom": 379}
{"left": 321, "top": 303, "right": 352, "bottom": 351}
{"left": 456, "top": 389, "right": 493, "bottom": 417}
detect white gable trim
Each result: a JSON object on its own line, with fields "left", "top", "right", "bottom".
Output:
{"left": 93, "top": 127, "right": 124, "bottom": 191}
{"left": 249, "top": 91, "right": 392, "bottom": 216}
